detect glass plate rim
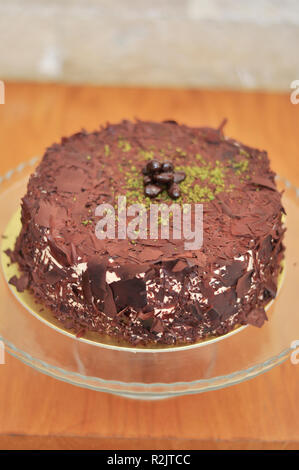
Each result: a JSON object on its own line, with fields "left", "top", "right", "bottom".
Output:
{"left": 0, "top": 158, "right": 297, "bottom": 389}
{"left": 0, "top": 335, "right": 292, "bottom": 388}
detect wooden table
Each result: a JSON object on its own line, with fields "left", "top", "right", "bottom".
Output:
{"left": 0, "top": 82, "right": 298, "bottom": 450}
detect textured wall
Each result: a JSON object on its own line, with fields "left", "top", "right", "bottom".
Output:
{"left": 0, "top": 0, "right": 298, "bottom": 90}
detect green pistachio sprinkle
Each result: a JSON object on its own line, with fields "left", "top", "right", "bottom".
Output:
{"left": 123, "top": 156, "right": 234, "bottom": 205}
{"left": 82, "top": 219, "right": 92, "bottom": 226}
{"left": 118, "top": 139, "right": 132, "bottom": 152}
{"left": 139, "top": 149, "right": 155, "bottom": 160}
{"left": 176, "top": 147, "right": 187, "bottom": 157}
{"left": 104, "top": 144, "right": 110, "bottom": 157}
{"left": 239, "top": 149, "right": 250, "bottom": 158}
{"left": 195, "top": 153, "right": 205, "bottom": 164}
{"left": 232, "top": 159, "right": 249, "bottom": 175}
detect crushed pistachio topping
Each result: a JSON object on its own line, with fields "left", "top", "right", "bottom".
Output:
{"left": 118, "top": 138, "right": 132, "bottom": 152}
{"left": 239, "top": 148, "right": 250, "bottom": 158}
{"left": 232, "top": 159, "right": 249, "bottom": 175}
{"left": 123, "top": 154, "right": 234, "bottom": 205}
{"left": 104, "top": 144, "right": 110, "bottom": 157}
{"left": 176, "top": 147, "right": 187, "bottom": 157}
{"left": 138, "top": 149, "right": 155, "bottom": 160}
{"left": 195, "top": 153, "right": 205, "bottom": 164}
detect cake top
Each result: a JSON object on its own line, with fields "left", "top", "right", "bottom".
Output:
{"left": 22, "top": 120, "right": 283, "bottom": 272}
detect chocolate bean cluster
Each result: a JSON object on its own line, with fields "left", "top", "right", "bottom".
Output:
{"left": 142, "top": 160, "right": 186, "bottom": 200}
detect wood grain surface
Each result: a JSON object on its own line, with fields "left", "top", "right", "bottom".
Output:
{"left": 0, "top": 82, "right": 298, "bottom": 450}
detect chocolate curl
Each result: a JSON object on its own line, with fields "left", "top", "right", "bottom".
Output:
{"left": 218, "top": 118, "right": 228, "bottom": 135}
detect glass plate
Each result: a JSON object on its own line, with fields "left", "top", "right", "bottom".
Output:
{"left": 0, "top": 161, "right": 298, "bottom": 400}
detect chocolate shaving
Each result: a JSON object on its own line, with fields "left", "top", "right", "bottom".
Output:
{"left": 220, "top": 260, "right": 245, "bottom": 287}
{"left": 236, "top": 270, "right": 253, "bottom": 298}
{"left": 250, "top": 176, "right": 277, "bottom": 191}
{"left": 9, "top": 273, "right": 29, "bottom": 292}
{"left": 110, "top": 278, "right": 147, "bottom": 312}
{"left": 246, "top": 307, "right": 268, "bottom": 327}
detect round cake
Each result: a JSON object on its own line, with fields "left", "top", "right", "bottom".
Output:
{"left": 7, "top": 120, "right": 285, "bottom": 346}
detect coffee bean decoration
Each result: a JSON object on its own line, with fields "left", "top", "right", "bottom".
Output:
{"left": 146, "top": 159, "right": 162, "bottom": 174}
{"left": 144, "top": 184, "right": 163, "bottom": 198}
{"left": 173, "top": 171, "right": 186, "bottom": 184}
{"left": 161, "top": 161, "right": 174, "bottom": 172}
{"left": 153, "top": 172, "right": 174, "bottom": 184}
{"left": 143, "top": 175, "right": 152, "bottom": 185}
{"left": 168, "top": 183, "right": 181, "bottom": 199}
{"left": 141, "top": 158, "right": 186, "bottom": 200}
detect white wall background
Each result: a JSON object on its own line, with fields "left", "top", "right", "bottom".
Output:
{"left": 0, "top": 0, "right": 298, "bottom": 90}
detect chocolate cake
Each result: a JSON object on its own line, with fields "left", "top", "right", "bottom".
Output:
{"left": 7, "top": 120, "right": 285, "bottom": 346}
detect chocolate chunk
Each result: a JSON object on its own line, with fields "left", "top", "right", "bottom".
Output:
{"left": 144, "top": 184, "right": 163, "bottom": 198}
{"left": 153, "top": 172, "right": 174, "bottom": 184}
{"left": 206, "top": 308, "right": 221, "bottom": 327}
{"left": 140, "top": 317, "right": 154, "bottom": 331}
{"left": 203, "top": 128, "right": 222, "bottom": 144}
{"left": 116, "top": 263, "right": 150, "bottom": 280}
{"left": 4, "top": 248, "right": 17, "bottom": 264}
{"left": 111, "top": 277, "right": 147, "bottom": 311}
{"left": 263, "top": 278, "right": 277, "bottom": 299}
{"left": 188, "top": 303, "right": 203, "bottom": 321}
{"left": 146, "top": 160, "right": 162, "bottom": 174}
{"left": 162, "top": 120, "right": 178, "bottom": 125}
{"left": 207, "top": 308, "right": 219, "bottom": 322}
{"left": 43, "top": 266, "right": 66, "bottom": 284}
{"left": 211, "top": 289, "right": 237, "bottom": 320}
{"left": 161, "top": 161, "right": 174, "bottom": 172}
{"left": 9, "top": 273, "right": 30, "bottom": 292}
{"left": 151, "top": 317, "right": 164, "bottom": 333}
{"left": 47, "top": 237, "right": 71, "bottom": 266}
{"left": 103, "top": 284, "right": 117, "bottom": 316}
{"left": 173, "top": 171, "right": 186, "bottom": 184}
{"left": 143, "top": 175, "right": 152, "bottom": 185}
{"left": 259, "top": 235, "right": 273, "bottom": 262}
{"left": 221, "top": 260, "right": 245, "bottom": 287}
{"left": 246, "top": 307, "right": 268, "bottom": 327}
{"left": 250, "top": 176, "right": 277, "bottom": 191}
{"left": 167, "top": 183, "right": 181, "bottom": 199}
{"left": 82, "top": 270, "right": 93, "bottom": 304}
{"left": 236, "top": 270, "right": 253, "bottom": 298}
{"left": 87, "top": 258, "right": 107, "bottom": 302}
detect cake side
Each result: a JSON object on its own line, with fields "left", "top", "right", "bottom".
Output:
{"left": 7, "top": 120, "right": 285, "bottom": 345}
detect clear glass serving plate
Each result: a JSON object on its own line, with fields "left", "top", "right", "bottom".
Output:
{"left": 0, "top": 161, "right": 298, "bottom": 400}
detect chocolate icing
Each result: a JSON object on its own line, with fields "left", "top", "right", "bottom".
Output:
{"left": 7, "top": 120, "right": 285, "bottom": 345}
